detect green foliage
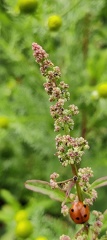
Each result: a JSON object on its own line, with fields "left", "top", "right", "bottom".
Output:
{"left": 0, "top": 189, "right": 74, "bottom": 240}
{"left": 0, "top": 189, "right": 107, "bottom": 239}
{"left": 0, "top": 0, "right": 107, "bottom": 238}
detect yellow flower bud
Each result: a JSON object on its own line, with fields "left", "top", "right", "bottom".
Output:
{"left": 16, "top": 220, "right": 33, "bottom": 238}
{"left": 48, "top": 15, "right": 62, "bottom": 31}
{"left": 97, "top": 83, "right": 107, "bottom": 98}
{"left": 15, "top": 210, "right": 28, "bottom": 222}
{"left": 17, "top": 0, "right": 38, "bottom": 13}
{"left": 0, "top": 116, "right": 9, "bottom": 128}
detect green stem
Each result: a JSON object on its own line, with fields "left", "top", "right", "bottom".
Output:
{"left": 71, "top": 164, "right": 83, "bottom": 202}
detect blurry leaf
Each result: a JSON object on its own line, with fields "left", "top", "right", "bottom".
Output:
{"left": 1, "top": 189, "right": 20, "bottom": 208}
{"left": 25, "top": 179, "right": 71, "bottom": 203}
{"left": 100, "top": 237, "right": 107, "bottom": 240}
{"left": 0, "top": 231, "right": 15, "bottom": 240}
{"left": 100, "top": 210, "right": 107, "bottom": 234}
{"left": 0, "top": 205, "right": 15, "bottom": 223}
{"left": 90, "top": 176, "right": 107, "bottom": 189}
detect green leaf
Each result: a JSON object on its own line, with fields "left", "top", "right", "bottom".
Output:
{"left": 90, "top": 176, "right": 107, "bottom": 189}
{"left": 25, "top": 179, "right": 71, "bottom": 203}
{"left": 1, "top": 189, "right": 20, "bottom": 209}
{"left": 0, "top": 231, "right": 15, "bottom": 240}
{"left": 100, "top": 210, "right": 107, "bottom": 233}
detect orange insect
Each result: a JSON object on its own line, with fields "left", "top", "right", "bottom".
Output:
{"left": 69, "top": 201, "right": 90, "bottom": 224}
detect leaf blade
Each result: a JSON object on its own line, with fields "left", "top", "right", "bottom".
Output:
{"left": 90, "top": 176, "right": 107, "bottom": 189}
{"left": 25, "top": 179, "right": 71, "bottom": 203}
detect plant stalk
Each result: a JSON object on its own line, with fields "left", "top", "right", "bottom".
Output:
{"left": 71, "top": 164, "right": 83, "bottom": 202}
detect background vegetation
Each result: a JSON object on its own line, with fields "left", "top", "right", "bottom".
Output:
{"left": 0, "top": 0, "right": 107, "bottom": 239}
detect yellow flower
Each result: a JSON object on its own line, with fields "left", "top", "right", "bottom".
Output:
{"left": 97, "top": 83, "right": 107, "bottom": 98}
{"left": 48, "top": 15, "right": 62, "bottom": 31}
{"left": 17, "top": 0, "right": 38, "bottom": 13}
{"left": 35, "top": 237, "right": 48, "bottom": 240}
{"left": 15, "top": 210, "right": 28, "bottom": 222}
{"left": 16, "top": 220, "right": 33, "bottom": 238}
{"left": 0, "top": 116, "right": 9, "bottom": 128}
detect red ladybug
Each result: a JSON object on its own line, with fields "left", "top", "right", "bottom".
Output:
{"left": 69, "top": 201, "right": 90, "bottom": 224}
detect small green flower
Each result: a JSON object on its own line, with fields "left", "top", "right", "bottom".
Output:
{"left": 97, "top": 83, "right": 107, "bottom": 98}
{"left": 15, "top": 210, "right": 28, "bottom": 222}
{"left": 16, "top": 220, "right": 33, "bottom": 238}
{"left": 0, "top": 116, "right": 9, "bottom": 128}
{"left": 48, "top": 15, "right": 62, "bottom": 31}
{"left": 35, "top": 237, "right": 48, "bottom": 240}
{"left": 17, "top": 0, "right": 38, "bottom": 13}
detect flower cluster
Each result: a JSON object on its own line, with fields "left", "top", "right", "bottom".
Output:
{"left": 32, "top": 42, "right": 78, "bottom": 135}
{"left": 55, "top": 135, "right": 89, "bottom": 166}
{"left": 61, "top": 204, "right": 69, "bottom": 216}
{"left": 60, "top": 235, "right": 71, "bottom": 240}
{"left": 44, "top": 81, "right": 70, "bottom": 102}
{"left": 50, "top": 172, "right": 59, "bottom": 189}
{"left": 90, "top": 211, "right": 104, "bottom": 239}
{"left": 78, "top": 167, "right": 97, "bottom": 205}
{"left": 32, "top": 43, "right": 61, "bottom": 79}
{"left": 32, "top": 43, "right": 49, "bottom": 64}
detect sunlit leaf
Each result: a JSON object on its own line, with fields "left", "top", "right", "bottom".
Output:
{"left": 90, "top": 176, "right": 107, "bottom": 189}
{"left": 1, "top": 189, "right": 20, "bottom": 209}
{"left": 101, "top": 210, "right": 107, "bottom": 233}
{"left": 25, "top": 179, "right": 71, "bottom": 203}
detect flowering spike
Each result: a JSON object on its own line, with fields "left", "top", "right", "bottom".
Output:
{"left": 31, "top": 42, "right": 105, "bottom": 238}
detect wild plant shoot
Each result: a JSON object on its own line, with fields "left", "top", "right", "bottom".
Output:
{"left": 25, "top": 43, "right": 107, "bottom": 240}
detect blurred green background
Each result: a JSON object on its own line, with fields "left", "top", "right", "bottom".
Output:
{"left": 0, "top": 0, "right": 107, "bottom": 239}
